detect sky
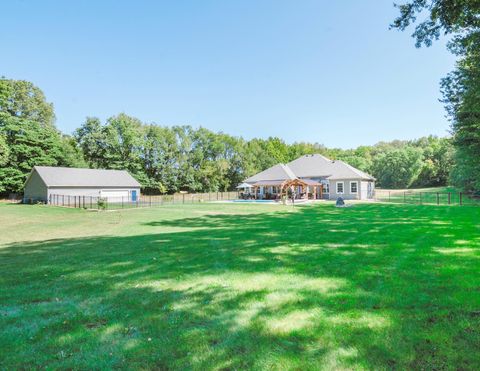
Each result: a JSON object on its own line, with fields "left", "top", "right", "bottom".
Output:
{"left": 1, "top": 0, "right": 456, "bottom": 149}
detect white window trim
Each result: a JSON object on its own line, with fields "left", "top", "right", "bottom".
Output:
{"left": 323, "top": 181, "right": 330, "bottom": 194}
{"left": 350, "top": 181, "right": 358, "bottom": 194}
{"left": 336, "top": 181, "right": 344, "bottom": 194}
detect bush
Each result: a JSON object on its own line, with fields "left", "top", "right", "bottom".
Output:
{"left": 97, "top": 198, "right": 107, "bottom": 210}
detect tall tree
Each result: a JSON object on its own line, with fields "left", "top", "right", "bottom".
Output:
{"left": 0, "top": 114, "right": 65, "bottom": 193}
{"left": 0, "top": 78, "right": 83, "bottom": 194}
{"left": 392, "top": 0, "right": 480, "bottom": 191}
{"left": 74, "top": 117, "right": 107, "bottom": 168}
{"left": 142, "top": 124, "right": 176, "bottom": 193}
{"left": 59, "top": 135, "right": 87, "bottom": 168}
{"left": 0, "top": 78, "right": 55, "bottom": 127}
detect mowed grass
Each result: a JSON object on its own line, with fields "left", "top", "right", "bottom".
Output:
{"left": 1, "top": 202, "right": 479, "bottom": 370}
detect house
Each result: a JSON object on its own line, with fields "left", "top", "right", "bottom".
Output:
{"left": 242, "top": 154, "right": 375, "bottom": 200}
{"left": 23, "top": 166, "right": 141, "bottom": 203}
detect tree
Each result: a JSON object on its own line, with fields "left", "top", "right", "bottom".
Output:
{"left": 0, "top": 79, "right": 82, "bottom": 194}
{"left": 142, "top": 124, "right": 176, "bottom": 194}
{"left": 74, "top": 117, "right": 108, "bottom": 168}
{"left": 0, "top": 78, "right": 55, "bottom": 127}
{"left": 392, "top": 1, "right": 480, "bottom": 191}
{"left": 59, "top": 135, "right": 87, "bottom": 168}
{"left": 392, "top": 0, "right": 480, "bottom": 48}
{"left": 103, "top": 113, "right": 144, "bottom": 175}
{"left": 0, "top": 114, "right": 65, "bottom": 193}
{"left": 442, "top": 46, "right": 480, "bottom": 190}
{"left": 0, "top": 133, "right": 9, "bottom": 167}
{"left": 372, "top": 147, "right": 424, "bottom": 188}
{"left": 411, "top": 136, "right": 454, "bottom": 187}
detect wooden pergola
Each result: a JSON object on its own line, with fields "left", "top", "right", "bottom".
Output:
{"left": 252, "top": 178, "right": 323, "bottom": 200}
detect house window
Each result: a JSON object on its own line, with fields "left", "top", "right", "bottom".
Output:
{"left": 324, "top": 182, "right": 329, "bottom": 193}
{"left": 336, "top": 181, "right": 344, "bottom": 194}
{"left": 350, "top": 181, "right": 358, "bottom": 194}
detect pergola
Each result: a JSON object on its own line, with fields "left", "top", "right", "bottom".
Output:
{"left": 251, "top": 178, "right": 323, "bottom": 200}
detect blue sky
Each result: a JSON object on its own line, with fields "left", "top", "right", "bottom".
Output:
{"left": 1, "top": 0, "right": 455, "bottom": 148}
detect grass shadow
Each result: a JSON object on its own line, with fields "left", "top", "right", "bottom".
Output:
{"left": 0, "top": 203, "right": 479, "bottom": 369}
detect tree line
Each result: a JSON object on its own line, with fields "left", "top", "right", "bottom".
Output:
{"left": 0, "top": 77, "right": 455, "bottom": 195}
{"left": 392, "top": 0, "right": 480, "bottom": 192}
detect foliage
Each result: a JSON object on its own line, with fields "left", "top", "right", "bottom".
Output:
{"left": 59, "top": 135, "right": 87, "bottom": 168}
{"left": 0, "top": 76, "right": 457, "bottom": 194}
{"left": 0, "top": 77, "right": 55, "bottom": 127}
{"left": 0, "top": 114, "right": 66, "bottom": 192}
{"left": 411, "top": 136, "right": 454, "bottom": 187}
{"left": 0, "top": 202, "right": 479, "bottom": 369}
{"left": 73, "top": 112, "right": 453, "bottom": 191}
{"left": 97, "top": 198, "right": 107, "bottom": 210}
{"left": 74, "top": 117, "right": 108, "bottom": 168}
{"left": 0, "top": 79, "right": 84, "bottom": 194}
{"left": 371, "top": 146, "right": 424, "bottom": 188}
{"left": 392, "top": 0, "right": 480, "bottom": 191}
{"left": 0, "top": 133, "right": 8, "bottom": 167}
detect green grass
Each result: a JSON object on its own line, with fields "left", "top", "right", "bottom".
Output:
{"left": 1, "top": 202, "right": 479, "bottom": 369}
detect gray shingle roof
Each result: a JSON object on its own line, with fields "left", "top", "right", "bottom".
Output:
{"left": 244, "top": 164, "right": 296, "bottom": 183}
{"left": 287, "top": 154, "right": 332, "bottom": 178}
{"left": 32, "top": 166, "right": 141, "bottom": 187}
{"left": 244, "top": 154, "right": 375, "bottom": 183}
{"left": 325, "top": 160, "right": 375, "bottom": 181}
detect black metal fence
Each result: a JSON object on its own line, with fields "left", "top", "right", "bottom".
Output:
{"left": 48, "top": 192, "right": 239, "bottom": 210}
{"left": 375, "top": 190, "right": 480, "bottom": 206}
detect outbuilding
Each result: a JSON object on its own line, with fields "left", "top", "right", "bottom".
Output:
{"left": 23, "top": 166, "right": 141, "bottom": 203}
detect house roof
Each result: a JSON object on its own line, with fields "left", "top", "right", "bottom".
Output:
{"left": 30, "top": 166, "right": 141, "bottom": 188}
{"left": 244, "top": 163, "right": 296, "bottom": 183}
{"left": 244, "top": 154, "right": 375, "bottom": 183}
{"left": 287, "top": 154, "right": 332, "bottom": 178}
{"left": 325, "top": 160, "right": 375, "bottom": 181}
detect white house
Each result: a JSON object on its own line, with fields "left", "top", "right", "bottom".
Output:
{"left": 243, "top": 154, "right": 375, "bottom": 200}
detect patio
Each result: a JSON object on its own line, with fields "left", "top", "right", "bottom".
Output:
{"left": 239, "top": 178, "right": 323, "bottom": 200}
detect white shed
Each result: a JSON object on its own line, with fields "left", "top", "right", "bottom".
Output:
{"left": 23, "top": 166, "right": 141, "bottom": 203}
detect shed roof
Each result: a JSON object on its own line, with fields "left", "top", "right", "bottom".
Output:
{"left": 30, "top": 166, "right": 141, "bottom": 188}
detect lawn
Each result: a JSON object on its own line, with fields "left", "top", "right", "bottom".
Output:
{"left": 1, "top": 202, "right": 479, "bottom": 369}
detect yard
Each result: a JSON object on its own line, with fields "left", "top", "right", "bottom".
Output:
{"left": 1, "top": 202, "right": 479, "bottom": 369}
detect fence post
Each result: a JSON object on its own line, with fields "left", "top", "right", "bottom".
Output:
{"left": 437, "top": 192, "right": 439, "bottom": 205}
{"left": 448, "top": 193, "right": 451, "bottom": 205}
{"left": 460, "top": 192, "right": 463, "bottom": 206}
